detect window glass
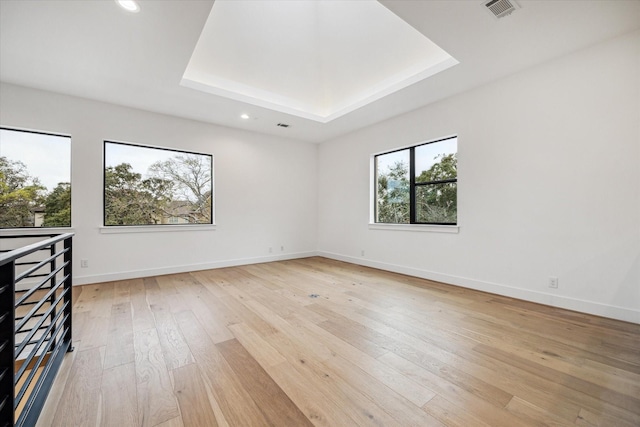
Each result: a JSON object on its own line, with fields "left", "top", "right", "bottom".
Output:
{"left": 375, "top": 149, "right": 410, "bottom": 224}
{"left": 415, "top": 138, "right": 457, "bottom": 183}
{"left": 374, "top": 136, "right": 457, "bottom": 225}
{"left": 104, "top": 141, "right": 213, "bottom": 226}
{"left": 0, "top": 128, "right": 71, "bottom": 228}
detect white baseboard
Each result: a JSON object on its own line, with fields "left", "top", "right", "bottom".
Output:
{"left": 317, "top": 251, "right": 640, "bottom": 325}
{"left": 73, "top": 251, "right": 317, "bottom": 286}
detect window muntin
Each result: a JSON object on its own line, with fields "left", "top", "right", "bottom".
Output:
{"left": 0, "top": 128, "right": 71, "bottom": 228}
{"left": 375, "top": 136, "right": 457, "bottom": 225}
{"left": 104, "top": 141, "right": 213, "bottom": 226}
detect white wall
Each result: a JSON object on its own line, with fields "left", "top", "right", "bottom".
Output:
{"left": 317, "top": 31, "right": 640, "bottom": 323}
{"left": 0, "top": 83, "right": 318, "bottom": 284}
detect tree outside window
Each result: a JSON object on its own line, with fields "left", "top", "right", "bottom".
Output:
{"left": 104, "top": 141, "right": 213, "bottom": 226}
{"left": 0, "top": 128, "right": 71, "bottom": 228}
{"left": 375, "top": 136, "right": 457, "bottom": 225}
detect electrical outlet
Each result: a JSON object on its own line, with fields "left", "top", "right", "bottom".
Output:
{"left": 80, "top": 259, "right": 89, "bottom": 268}
{"left": 269, "top": 247, "right": 273, "bottom": 253}
{"left": 280, "top": 246, "right": 284, "bottom": 251}
{"left": 361, "top": 250, "right": 365, "bottom": 257}
{"left": 549, "top": 276, "right": 558, "bottom": 288}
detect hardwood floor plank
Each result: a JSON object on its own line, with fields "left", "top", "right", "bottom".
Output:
{"left": 242, "top": 306, "right": 406, "bottom": 426}
{"left": 174, "top": 310, "right": 272, "bottom": 426}
{"left": 217, "top": 338, "right": 314, "bottom": 427}
{"left": 504, "top": 396, "right": 575, "bottom": 427}
{"left": 144, "top": 277, "right": 195, "bottom": 370}
{"left": 103, "top": 302, "right": 135, "bottom": 369}
{"left": 112, "top": 280, "right": 132, "bottom": 306}
{"left": 101, "top": 362, "right": 138, "bottom": 427}
{"left": 72, "top": 283, "right": 114, "bottom": 351}
{"left": 129, "top": 278, "right": 156, "bottom": 332}
{"left": 422, "top": 395, "right": 493, "bottom": 427}
{"left": 51, "top": 348, "right": 102, "bottom": 427}
{"left": 268, "top": 360, "right": 361, "bottom": 427}
{"left": 172, "top": 363, "right": 219, "bottom": 427}
{"left": 474, "top": 343, "right": 640, "bottom": 415}
{"left": 379, "top": 351, "right": 538, "bottom": 427}
{"left": 575, "top": 407, "right": 639, "bottom": 427}
{"left": 154, "top": 416, "right": 184, "bottom": 427}
{"left": 228, "top": 321, "right": 287, "bottom": 367}
{"left": 244, "top": 300, "right": 442, "bottom": 426}
{"left": 170, "top": 277, "right": 235, "bottom": 343}
{"left": 35, "top": 350, "right": 77, "bottom": 427}
{"left": 134, "top": 328, "right": 180, "bottom": 427}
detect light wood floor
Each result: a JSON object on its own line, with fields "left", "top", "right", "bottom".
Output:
{"left": 35, "top": 257, "right": 640, "bottom": 427}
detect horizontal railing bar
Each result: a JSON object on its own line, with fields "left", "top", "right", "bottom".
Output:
{"left": 0, "top": 233, "right": 73, "bottom": 266}
{"left": 16, "top": 302, "right": 51, "bottom": 310}
{"left": 16, "top": 324, "right": 52, "bottom": 339}
{"left": 15, "top": 340, "right": 50, "bottom": 351}
{"left": 15, "top": 286, "right": 54, "bottom": 294}
{"left": 3, "top": 248, "right": 51, "bottom": 256}
{"left": 15, "top": 261, "right": 48, "bottom": 267}
{"left": 15, "top": 264, "right": 67, "bottom": 307}
{"left": 16, "top": 338, "right": 51, "bottom": 350}
{"left": 15, "top": 247, "right": 70, "bottom": 283}
{"left": 16, "top": 313, "right": 49, "bottom": 323}
{"left": 15, "top": 307, "right": 67, "bottom": 383}
{"left": 15, "top": 316, "right": 67, "bottom": 406}
{"left": 15, "top": 289, "right": 67, "bottom": 357}
{"left": 0, "top": 234, "right": 58, "bottom": 239}
{"left": 16, "top": 273, "right": 52, "bottom": 279}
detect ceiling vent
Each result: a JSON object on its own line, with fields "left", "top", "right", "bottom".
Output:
{"left": 483, "top": 0, "right": 519, "bottom": 19}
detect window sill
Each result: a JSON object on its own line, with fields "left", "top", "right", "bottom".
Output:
{"left": 99, "top": 224, "right": 217, "bottom": 234}
{"left": 368, "top": 223, "right": 459, "bottom": 233}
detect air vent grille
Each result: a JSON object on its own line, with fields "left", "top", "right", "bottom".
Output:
{"left": 483, "top": 0, "right": 519, "bottom": 19}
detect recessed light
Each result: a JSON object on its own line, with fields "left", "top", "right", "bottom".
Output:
{"left": 240, "top": 114, "right": 250, "bottom": 120}
{"left": 116, "top": 0, "right": 140, "bottom": 13}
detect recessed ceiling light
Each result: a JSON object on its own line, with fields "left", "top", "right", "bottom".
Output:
{"left": 116, "top": 0, "right": 140, "bottom": 13}
{"left": 240, "top": 114, "right": 250, "bottom": 120}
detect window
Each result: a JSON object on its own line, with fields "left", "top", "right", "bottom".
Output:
{"left": 0, "top": 128, "right": 71, "bottom": 228}
{"left": 104, "top": 141, "right": 213, "bottom": 226}
{"left": 375, "top": 136, "right": 457, "bottom": 225}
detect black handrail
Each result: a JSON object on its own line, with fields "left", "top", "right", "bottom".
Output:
{"left": 0, "top": 233, "right": 74, "bottom": 427}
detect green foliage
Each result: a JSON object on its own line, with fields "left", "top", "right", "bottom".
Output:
{"left": 104, "top": 163, "right": 174, "bottom": 226}
{"left": 43, "top": 182, "right": 71, "bottom": 227}
{"left": 376, "top": 153, "right": 457, "bottom": 224}
{"left": 0, "top": 156, "right": 46, "bottom": 227}
{"left": 376, "top": 161, "right": 410, "bottom": 223}
{"left": 416, "top": 153, "right": 457, "bottom": 224}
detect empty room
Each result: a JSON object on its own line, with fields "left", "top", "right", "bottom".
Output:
{"left": 1, "top": 0, "right": 639, "bottom": 426}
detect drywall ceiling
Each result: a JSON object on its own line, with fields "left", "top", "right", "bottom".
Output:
{"left": 1, "top": 0, "right": 639, "bottom": 143}
{"left": 182, "top": 0, "right": 457, "bottom": 122}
